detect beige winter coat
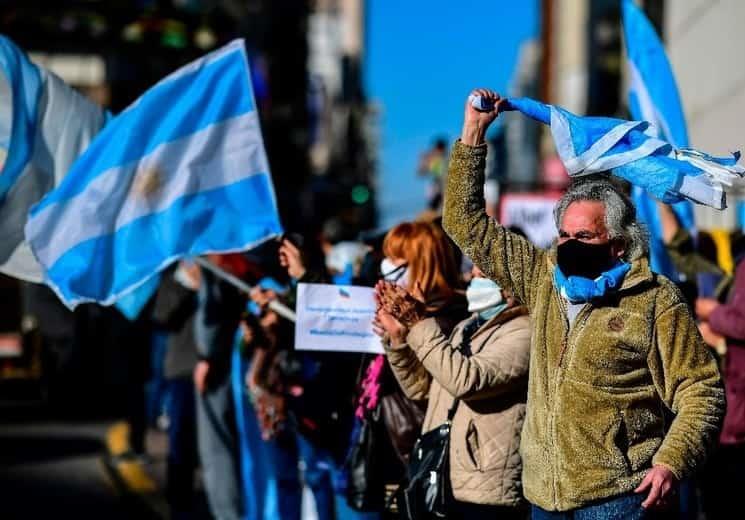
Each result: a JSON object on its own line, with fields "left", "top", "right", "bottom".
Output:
{"left": 386, "top": 306, "right": 531, "bottom": 506}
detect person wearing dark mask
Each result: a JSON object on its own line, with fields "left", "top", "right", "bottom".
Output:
{"left": 442, "top": 89, "right": 724, "bottom": 519}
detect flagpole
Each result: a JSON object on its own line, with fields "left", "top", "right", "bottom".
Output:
{"left": 194, "top": 257, "right": 297, "bottom": 322}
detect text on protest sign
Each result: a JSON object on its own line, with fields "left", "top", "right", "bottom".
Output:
{"left": 294, "top": 283, "right": 384, "bottom": 355}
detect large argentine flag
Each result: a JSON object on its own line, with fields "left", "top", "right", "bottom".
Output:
{"left": 26, "top": 40, "right": 283, "bottom": 308}
{"left": 622, "top": 0, "right": 694, "bottom": 278}
{"left": 0, "top": 35, "right": 108, "bottom": 282}
{"left": 496, "top": 97, "right": 745, "bottom": 210}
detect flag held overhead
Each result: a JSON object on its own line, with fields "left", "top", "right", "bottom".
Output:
{"left": 471, "top": 95, "right": 745, "bottom": 210}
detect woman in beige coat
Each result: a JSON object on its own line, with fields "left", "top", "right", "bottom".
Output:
{"left": 374, "top": 265, "right": 531, "bottom": 519}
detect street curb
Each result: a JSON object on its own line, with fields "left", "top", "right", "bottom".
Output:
{"left": 101, "top": 421, "right": 169, "bottom": 519}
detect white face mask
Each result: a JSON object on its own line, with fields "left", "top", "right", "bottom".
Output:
{"left": 466, "top": 277, "right": 504, "bottom": 314}
{"left": 380, "top": 257, "right": 410, "bottom": 287}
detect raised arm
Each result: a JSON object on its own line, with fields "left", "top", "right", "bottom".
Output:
{"left": 442, "top": 90, "right": 548, "bottom": 308}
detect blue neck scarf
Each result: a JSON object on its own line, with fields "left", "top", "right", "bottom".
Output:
{"left": 553, "top": 262, "right": 631, "bottom": 303}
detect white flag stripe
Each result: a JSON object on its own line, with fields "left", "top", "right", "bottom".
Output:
{"left": 628, "top": 59, "right": 675, "bottom": 143}
{"left": 0, "top": 68, "right": 107, "bottom": 282}
{"left": 29, "top": 111, "right": 267, "bottom": 267}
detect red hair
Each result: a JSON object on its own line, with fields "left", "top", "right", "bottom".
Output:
{"left": 383, "top": 222, "right": 460, "bottom": 309}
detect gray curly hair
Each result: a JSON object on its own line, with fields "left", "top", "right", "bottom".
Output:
{"left": 553, "top": 177, "right": 649, "bottom": 262}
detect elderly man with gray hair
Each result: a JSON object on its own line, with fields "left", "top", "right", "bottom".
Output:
{"left": 443, "top": 89, "right": 725, "bottom": 520}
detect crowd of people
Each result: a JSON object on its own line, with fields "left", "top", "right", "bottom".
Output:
{"left": 134, "top": 91, "right": 744, "bottom": 520}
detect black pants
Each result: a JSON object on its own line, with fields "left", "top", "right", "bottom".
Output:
{"left": 450, "top": 501, "right": 528, "bottom": 520}
{"left": 699, "top": 443, "right": 745, "bottom": 520}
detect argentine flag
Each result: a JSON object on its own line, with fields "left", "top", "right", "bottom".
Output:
{"left": 490, "top": 96, "right": 745, "bottom": 210}
{"left": 26, "top": 39, "right": 283, "bottom": 309}
{"left": 622, "top": 0, "right": 693, "bottom": 278}
{"left": 0, "top": 35, "right": 108, "bottom": 282}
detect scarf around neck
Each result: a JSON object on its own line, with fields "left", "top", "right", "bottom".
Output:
{"left": 553, "top": 262, "right": 631, "bottom": 304}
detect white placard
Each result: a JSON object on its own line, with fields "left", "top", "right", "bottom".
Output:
{"left": 294, "top": 283, "right": 384, "bottom": 354}
{"left": 500, "top": 193, "right": 561, "bottom": 249}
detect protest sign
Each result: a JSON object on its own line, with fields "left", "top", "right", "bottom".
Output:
{"left": 500, "top": 193, "right": 561, "bottom": 249}
{"left": 294, "top": 283, "right": 383, "bottom": 355}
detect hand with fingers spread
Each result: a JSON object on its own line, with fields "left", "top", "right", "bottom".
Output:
{"left": 635, "top": 465, "right": 677, "bottom": 510}
{"left": 278, "top": 238, "right": 306, "bottom": 279}
{"left": 461, "top": 88, "right": 504, "bottom": 146}
{"left": 374, "top": 280, "right": 426, "bottom": 329}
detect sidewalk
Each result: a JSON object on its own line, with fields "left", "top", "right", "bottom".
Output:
{"left": 102, "top": 421, "right": 211, "bottom": 519}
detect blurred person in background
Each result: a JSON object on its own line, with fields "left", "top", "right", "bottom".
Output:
{"left": 696, "top": 238, "right": 745, "bottom": 520}
{"left": 418, "top": 138, "right": 449, "bottom": 211}
{"left": 193, "top": 256, "right": 246, "bottom": 520}
{"left": 240, "top": 278, "right": 304, "bottom": 520}
{"left": 443, "top": 89, "right": 724, "bottom": 519}
{"left": 254, "top": 235, "right": 374, "bottom": 520}
{"left": 374, "top": 262, "right": 531, "bottom": 519}
{"left": 152, "top": 262, "right": 202, "bottom": 518}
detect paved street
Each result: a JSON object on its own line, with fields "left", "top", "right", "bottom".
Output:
{"left": 0, "top": 405, "right": 134, "bottom": 519}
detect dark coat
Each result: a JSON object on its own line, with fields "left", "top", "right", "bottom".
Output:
{"left": 710, "top": 258, "right": 745, "bottom": 445}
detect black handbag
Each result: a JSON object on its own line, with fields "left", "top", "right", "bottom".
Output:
{"left": 346, "top": 406, "right": 386, "bottom": 511}
{"left": 394, "top": 400, "right": 459, "bottom": 519}
{"left": 393, "top": 317, "right": 477, "bottom": 519}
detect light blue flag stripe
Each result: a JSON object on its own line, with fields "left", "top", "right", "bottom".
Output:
{"left": 29, "top": 111, "right": 265, "bottom": 266}
{"left": 26, "top": 39, "right": 283, "bottom": 308}
{"left": 115, "top": 274, "right": 161, "bottom": 320}
{"left": 33, "top": 43, "right": 253, "bottom": 213}
{"left": 623, "top": 0, "right": 696, "bottom": 279}
{"left": 44, "top": 174, "right": 281, "bottom": 306}
{"left": 0, "top": 35, "right": 42, "bottom": 200}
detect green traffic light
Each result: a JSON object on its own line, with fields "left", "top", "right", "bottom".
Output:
{"left": 351, "top": 185, "right": 370, "bottom": 204}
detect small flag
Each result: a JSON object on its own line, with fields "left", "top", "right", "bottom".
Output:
{"left": 26, "top": 39, "right": 283, "bottom": 309}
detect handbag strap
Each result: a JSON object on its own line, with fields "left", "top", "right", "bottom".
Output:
{"left": 445, "top": 315, "right": 483, "bottom": 422}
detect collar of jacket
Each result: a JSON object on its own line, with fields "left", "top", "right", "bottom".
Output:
{"left": 469, "top": 304, "right": 529, "bottom": 343}
{"left": 546, "top": 245, "right": 654, "bottom": 294}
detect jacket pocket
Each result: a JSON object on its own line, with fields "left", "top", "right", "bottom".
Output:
{"left": 464, "top": 419, "right": 481, "bottom": 471}
{"left": 620, "top": 404, "right": 664, "bottom": 473}
{"left": 451, "top": 418, "right": 481, "bottom": 471}
{"left": 613, "top": 410, "right": 632, "bottom": 476}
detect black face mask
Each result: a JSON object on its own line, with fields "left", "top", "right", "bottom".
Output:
{"left": 556, "top": 239, "right": 614, "bottom": 279}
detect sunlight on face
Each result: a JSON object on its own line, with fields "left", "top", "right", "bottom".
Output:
{"left": 558, "top": 201, "right": 609, "bottom": 244}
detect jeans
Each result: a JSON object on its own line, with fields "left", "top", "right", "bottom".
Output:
{"left": 296, "top": 433, "right": 381, "bottom": 520}
{"left": 531, "top": 493, "right": 669, "bottom": 520}
{"left": 146, "top": 330, "right": 170, "bottom": 426}
{"left": 166, "top": 378, "right": 197, "bottom": 513}
{"left": 196, "top": 373, "right": 243, "bottom": 520}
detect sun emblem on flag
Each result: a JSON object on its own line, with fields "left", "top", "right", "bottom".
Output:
{"left": 133, "top": 165, "right": 163, "bottom": 198}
